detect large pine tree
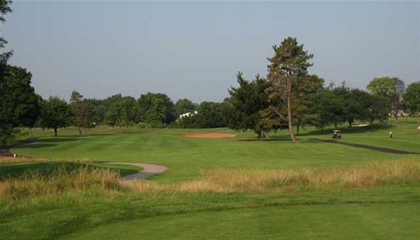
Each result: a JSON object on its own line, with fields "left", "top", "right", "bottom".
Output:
{"left": 267, "top": 37, "right": 313, "bottom": 143}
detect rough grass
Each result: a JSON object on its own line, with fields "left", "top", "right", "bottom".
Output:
{"left": 0, "top": 156, "right": 51, "bottom": 163}
{"left": 0, "top": 166, "right": 120, "bottom": 199}
{"left": 123, "top": 159, "right": 420, "bottom": 193}
{"left": 2, "top": 160, "right": 419, "bottom": 200}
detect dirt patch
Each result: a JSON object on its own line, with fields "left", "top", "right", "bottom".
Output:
{"left": 182, "top": 133, "right": 236, "bottom": 139}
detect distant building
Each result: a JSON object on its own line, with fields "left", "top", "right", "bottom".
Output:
{"left": 179, "top": 111, "right": 198, "bottom": 120}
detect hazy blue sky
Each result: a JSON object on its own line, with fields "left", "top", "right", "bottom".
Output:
{"left": 3, "top": 1, "right": 420, "bottom": 102}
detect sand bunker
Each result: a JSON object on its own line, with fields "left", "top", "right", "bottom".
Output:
{"left": 182, "top": 133, "right": 236, "bottom": 139}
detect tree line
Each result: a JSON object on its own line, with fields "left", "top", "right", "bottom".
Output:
{"left": 1, "top": 1, "right": 419, "bottom": 144}
{"left": 225, "top": 37, "right": 420, "bottom": 142}
{"left": 2, "top": 59, "right": 418, "bottom": 144}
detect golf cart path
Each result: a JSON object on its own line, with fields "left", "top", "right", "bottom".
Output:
{"left": 311, "top": 139, "right": 419, "bottom": 155}
{"left": 108, "top": 162, "right": 167, "bottom": 180}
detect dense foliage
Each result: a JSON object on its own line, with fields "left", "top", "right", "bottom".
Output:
{"left": 226, "top": 73, "right": 274, "bottom": 139}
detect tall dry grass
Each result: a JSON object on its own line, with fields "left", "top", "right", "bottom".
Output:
{"left": 0, "top": 156, "right": 92, "bottom": 163}
{"left": 0, "top": 166, "right": 120, "bottom": 199}
{"left": 0, "top": 156, "right": 50, "bottom": 163}
{"left": 2, "top": 160, "right": 419, "bottom": 199}
{"left": 122, "top": 160, "right": 420, "bottom": 193}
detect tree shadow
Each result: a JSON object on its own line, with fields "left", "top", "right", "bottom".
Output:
{"left": 12, "top": 143, "right": 57, "bottom": 149}
{"left": 87, "top": 133, "right": 117, "bottom": 136}
{"left": 298, "top": 124, "right": 393, "bottom": 136}
{"left": 119, "top": 131, "right": 150, "bottom": 135}
{"left": 238, "top": 135, "right": 292, "bottom": 142}
{"left": 11, "top": 137, "right": 84, "bottom": 149}
{"left": 34, "top": 137, "right": 85, "bottom": 143}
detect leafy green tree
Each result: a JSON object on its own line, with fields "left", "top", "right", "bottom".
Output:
{"left": 293, "top": 74, "right": 324, "bottom": 134}
{"left": 343, "top": 89, "right": 372, "bottom": 128}
{"left": 80, "top": 99, "right": 95, "bottom": 135}
{"left": 0, "top": 66, "right": 39, "bottom": 144}
{"left": 178, "top": 114, "right": 201, "bottom": 128}
{"left": 84, "top": 98, "right": 106, "bottom": 125}
{"left": 104, "top": 94, "right": 122, "bottom": 107}
{"left": 105, "top": 96, "right": 137, "bottom": 130}
{"left": 174, "top": 99, "right": 197, "bottom": 117}
{"left": 179, "top": 101, "right": 226, "bottom": 128}
{"left": 267, "top": 37, "right": 314, "bottom": 143}
{"left": 367, "top": 77, "right": 405, "bottom": 120}
{"left": 70, "top": 90, "right": 84, "bottom": 135}
{"left": 0, "top": 1, "right": 14, "bottom": 144}
{"left": 195, "top": 101, "right": 225, "bottom": 128}
{"left": 219, "top": 97, "right": 235, "bottom": 128}
{"left": 39, "top": 97, "right": 72, "bottom": 137}
{"left": 308, "top": 90, "right": 342, "bottom": 132}
{"left": 363, "top": 94, "right": 388, "bottom": 127}
{"left": 137, "top": 92, "right": 176, "bottom": 124}
{"left": 227, "top": 72, "right": 273, "bottom": 139}
{"left": 403, "top": 81, "right": 420, "bottom": 125}
{"left": 0, "top": 0, "right": 12, "bottom": 65}
{"left": 70, "top": 91, "right": 95, "bottom": 135}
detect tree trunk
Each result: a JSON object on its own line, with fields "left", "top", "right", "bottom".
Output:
{"left": 296, "top": 124, "right": 300, "bottom": 135}
{"left": 334, "top": 123, "right": 338, "bottom": 129}
{"left": 257, "top": 131, "right": 262, "bottom": 140}
{"left": 348, "top": 121, "right": 352, "bottom": 128}
{"left": 287, "top": 80, "right": 296, "bottom": 143}
{"left": 54, "top": 127, "right": 58, "bottom": 137}
{"left": 78, "top": 127, "right": 82, "bottom": 136}
{"left": 263, "top": 131, "right": 268, "bottom": 139}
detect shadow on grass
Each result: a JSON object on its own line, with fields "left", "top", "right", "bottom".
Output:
{"left": 311, "top": 138, "right": 419, "bottom": 154}
{"left": 12, "top": 143, "right": 58, "bottom": 149}
{"left": 35, "top": 137, "right": 86, "bottom": 143}
{"left": 10, "top": 137, "right": 85, "bottom": 150}
{"left": 238, "top": 135, "right": 292, "bottom": 142}
{"left": 119, "top": 131, "right": 150, "bottom": 135}
{"left": 298, "top": 124, "right": 393, "bottom": 136}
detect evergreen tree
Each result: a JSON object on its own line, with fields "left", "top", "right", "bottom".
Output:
{"left": 267, "top": 37, "right": 314, "bottom": 143}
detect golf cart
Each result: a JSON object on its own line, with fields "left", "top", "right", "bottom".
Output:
{"left": 332, "top": 130, "right": 341, "bottom": 139}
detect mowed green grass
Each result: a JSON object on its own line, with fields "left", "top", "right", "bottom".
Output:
{"left": 2, "top": 186, "right": 420, "bottom": 240}
{"left": 313, "top": 119, "right": 420, "bottom": 152}
{"left": 63, "top": 202, "right": 419, "bottom": 240}
{"left": 11, "top": 123, "right": 416, "bottom": 182}
{"left": 2, "top": 121, "right": 419, "bottom": 240}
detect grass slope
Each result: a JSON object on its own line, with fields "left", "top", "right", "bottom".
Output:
{"left": 64, "top": 202, "right": 420, "bottom": 240}
{"left": 1, "top": 120, "right": 419, "bottom": 239}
